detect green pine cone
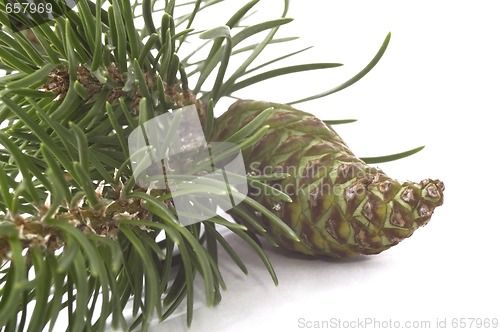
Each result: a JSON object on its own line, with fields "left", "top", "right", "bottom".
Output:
{"left": 213, "top": 100, "right": 445, "bottom": 257}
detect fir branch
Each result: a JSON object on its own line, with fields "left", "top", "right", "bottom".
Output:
{"left": 0, "top": 0, "right": 399, "bottom": 330}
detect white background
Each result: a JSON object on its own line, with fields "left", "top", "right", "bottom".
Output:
{"left": 154, "top": 1, "right": 500, "bottom": 331}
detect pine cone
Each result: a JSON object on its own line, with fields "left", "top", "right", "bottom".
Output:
{"left": 213, "top": 100, "right": 445, "bottom": 257}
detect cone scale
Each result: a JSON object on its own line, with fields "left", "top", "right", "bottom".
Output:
{"left": 213, "top": 100, "right": 445, "bottom": 257}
